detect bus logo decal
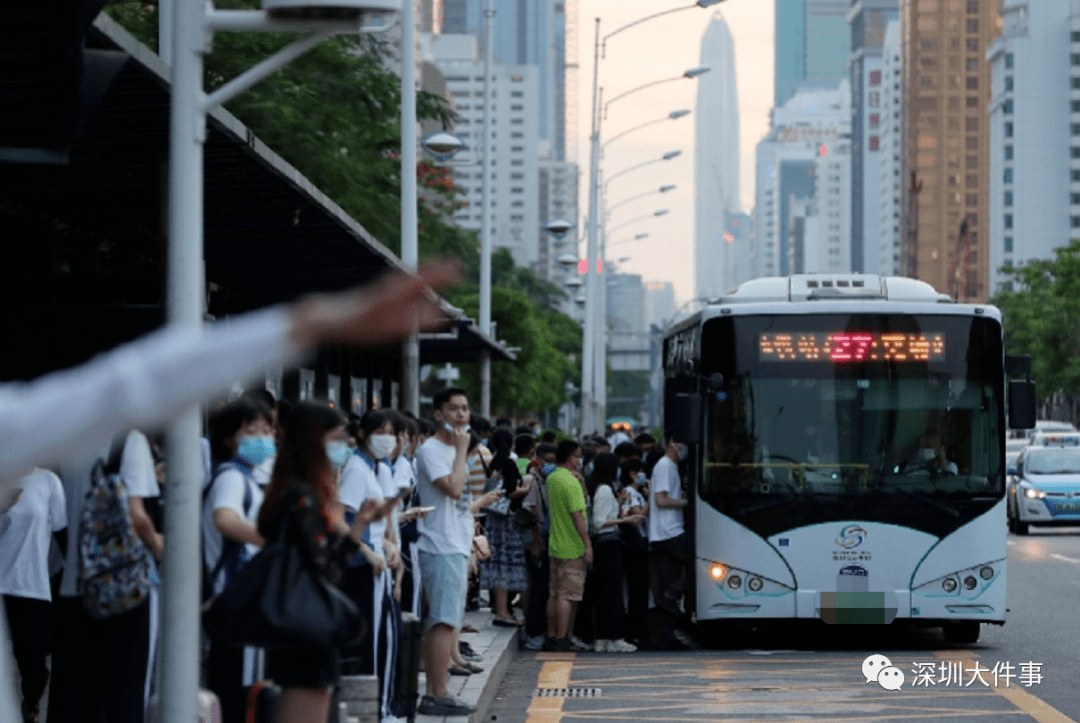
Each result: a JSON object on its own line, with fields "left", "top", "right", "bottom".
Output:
{"left": 839, "top": 564, "right": 868, "bottom": 577}
{"left": 836, "top": 525, "right": 868, "bottom": 549}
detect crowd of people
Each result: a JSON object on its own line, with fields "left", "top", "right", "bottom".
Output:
{"left": 1, "top": 382, "right": 692, "bottom": 723}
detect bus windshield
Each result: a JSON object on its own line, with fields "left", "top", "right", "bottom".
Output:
{"left": 697, "top": 313, "right": 1004, "bottom": 537}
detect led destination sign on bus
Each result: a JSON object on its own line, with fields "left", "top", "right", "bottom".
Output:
{"left": 759, "top": 332, "right": 945, "bottom": 363}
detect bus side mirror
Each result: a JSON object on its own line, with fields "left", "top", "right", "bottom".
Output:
{"left": 1008, "top": 380, "right": 1036, "bottom": 431}
{"left": 669, "top": 393, "right": 702, "bottom": 445}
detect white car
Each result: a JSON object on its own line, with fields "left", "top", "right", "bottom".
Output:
{"left": 1007, "top": 446, "right": 1080, "bottom": 535}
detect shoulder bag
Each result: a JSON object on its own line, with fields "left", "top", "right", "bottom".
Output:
{"left": 203, "top": 506, "right": 365, "bottom": 651}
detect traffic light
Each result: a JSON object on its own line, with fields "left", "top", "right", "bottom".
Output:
{"left": 0, "top": 0, "right": 128, "bottom": 164}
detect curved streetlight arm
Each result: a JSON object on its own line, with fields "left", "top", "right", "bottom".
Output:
{"left": 603, "top": 116, "right": 669, "bottom": 150}
{"left": 607, "top": 235, "right": 651, "bottom": 250}
{"left": 607, "top": 187, "right": 672, "bottom": 216}
{"left": 602, "top": 3, "right": 699, "bottom": 57}
{"left": 604, "top": 76, "right": 681, "bottom": 118}
{"left": 606, "top": 158, "right": 663, "bottom": 188}
{"left": 608, "top": 213, "right": 659, "bottom": 235}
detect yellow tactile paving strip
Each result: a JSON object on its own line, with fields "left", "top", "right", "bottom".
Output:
{"left": 523, "top": 650, "right": 1076, "bottom": 723}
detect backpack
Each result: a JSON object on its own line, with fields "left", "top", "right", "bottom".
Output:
{"left": 201, "top": 461, "right": 254, "bottom": 601}
{"left": 79, "top": 436, "right": 154, "bottom": 620}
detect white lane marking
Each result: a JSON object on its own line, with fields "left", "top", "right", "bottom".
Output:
{"left": 1050, "top": 553, "right": 1080, "bottom": 564}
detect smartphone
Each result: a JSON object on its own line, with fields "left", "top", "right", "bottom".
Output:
{"left": 395, "top": 485, "right": 415, "bottom": 500}
{"left": 409, "top": 506, "right": 437, "bottom": 514}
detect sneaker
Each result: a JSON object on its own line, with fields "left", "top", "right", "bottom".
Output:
{"left": 541, "top": 636, "right": 575, "bottom": 652}
{"left": 608, "top": 639, "right": 637, "bottom": 653}
{"left": 569, "top": 635, "right": 591, "bottom": 652}
{"left": 459, "top": 642, "right": 482, "bottom": 661}
{"left": 418, "top": 694, "right": 476, "bottom": 716}
{"left": 522, "top": 634, "right": 545, "bottom": 651}
{"left": 593, "top": 639, "right": 611, "bottom": 653}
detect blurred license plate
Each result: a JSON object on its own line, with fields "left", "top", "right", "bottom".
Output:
{"left": 1055, "top": 501, "right": 1080, "bottom": 514}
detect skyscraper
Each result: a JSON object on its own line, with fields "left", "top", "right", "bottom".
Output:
{"left": 695, "top": 13, "right": 741, "bottom": 301}
{"left": 878, "top": 19, "right": 903, "bottom": 276}
{"left": 900, "top": 0, "right": 1000, "bottom": 301}
{"left": 754, "top": 81, "right": 852, "bottom": 277}
{"left": 775, "top": 0, "right": 851, "bottom": 105}
{"left": 988, "top": 0, "right": 1073, "bottom": 295}
{"left": 849, "top": 0, "right": 899, "bottom": 274}
{"left": 433, "top": 35, "right": 542, "bottom": 266}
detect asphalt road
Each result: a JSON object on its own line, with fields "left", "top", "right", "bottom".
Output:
{"left": 485, "top": 527, "right": 1080, "bottom": 723}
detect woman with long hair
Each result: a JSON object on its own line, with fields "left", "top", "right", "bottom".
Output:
{"left": 257, "top": 401, "right": 388, "bottom": 723}
{"left": 589, "top": 453, "right": 643, "bottom": 653}
{"left": 477, "top": 428, "right": 532, "bottom": 626}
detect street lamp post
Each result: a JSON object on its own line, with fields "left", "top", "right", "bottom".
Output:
{"left": 479, "top": 0, "right": 495, "bottom": 418}
{"left": 163, "top": 4, "right": 395, "bottom": 722}
{"left": 400, "top": 0, "right": 418, "bottom": 415}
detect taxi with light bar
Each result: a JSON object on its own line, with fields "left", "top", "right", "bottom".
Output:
{"left": 1026, "top": 432, "right": 1080, "bottom": 448}
{"left": 1007, "top": 445, "right": 1080, "bottom": 534}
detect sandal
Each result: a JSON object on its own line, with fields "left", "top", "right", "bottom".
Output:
{"left": 449, "top": 664, "right": 474, "bottom": 676}
{"left": 461, "top": 624, "right": 479, "bottom": 633}
{"left": 492, "top": 617, "right": 523, "bottom": 627}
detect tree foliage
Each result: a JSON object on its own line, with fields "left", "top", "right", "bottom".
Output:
{"left": 991, "top": 240, "right": 1080, "bottom": 398}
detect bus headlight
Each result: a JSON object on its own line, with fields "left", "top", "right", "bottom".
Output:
{"left": 914, "top": 560, "right": 1002, "bottom": 598}
{"left": 747, "top": 577, "right": 764, "bottom": 592}
{"left": 727, "top": 574, "right": 743, "bottom": 589}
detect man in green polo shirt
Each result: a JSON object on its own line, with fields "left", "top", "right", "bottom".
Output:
{"left": 543, "top": 439, "right": 593, "bottom": 652}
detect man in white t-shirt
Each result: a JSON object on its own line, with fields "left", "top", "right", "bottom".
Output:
{"left": 50, "top": 430, "right": 163, "bottom": 723}
{"left": 648, "top": 433, "right": 690, "bottom": 649}
{"left": 0, "top": 468, "right": 66, "bottom": 722}
{"left": 415, "top": 387, "right": 475, "bottom": 717}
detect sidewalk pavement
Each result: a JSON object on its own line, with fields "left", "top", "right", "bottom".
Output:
{"left": 415, "top": 610, "right": 521, "bottom": 723}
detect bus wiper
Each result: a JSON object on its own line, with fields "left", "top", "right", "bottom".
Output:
{"left": 879, "top": 484, "right": 960, "bottom": 519}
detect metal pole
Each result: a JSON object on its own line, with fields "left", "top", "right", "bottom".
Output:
{"left": 582, "top": 17, "right": 601, "bottom": 434}
{"left": 400, "top": 0, "right": 420, "bottom": 415}
{"left": 161, "top": 1, "right": 206, "bottom": 722}
{"left": 479, "top": 0, "right": 495, "bottom": 418}
{"left": 596, "top": 163, "right": 607, "bottom": 430}
{"left": 159, "top": 0, "right": 173, "bottom": 64}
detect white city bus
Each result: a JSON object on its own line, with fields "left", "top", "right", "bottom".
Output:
{"left": 663, "top": 274, "right": 1035, "bottom": 644}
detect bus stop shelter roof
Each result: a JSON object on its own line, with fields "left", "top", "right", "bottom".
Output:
{"left": 0, "top": 14, "right": 512, "bottom": 378}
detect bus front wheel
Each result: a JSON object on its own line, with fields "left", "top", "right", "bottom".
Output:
{"left": 943, "top": 621, "right": 980, "bottom": 645}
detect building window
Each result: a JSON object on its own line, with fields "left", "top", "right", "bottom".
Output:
{"left": 966, "top": 96, "right": 979, "bottom": 108}
{"left": 1005, "top": 236, "right": 1013, "bottom": 253}
{"left": 967, "top": 1, "right": 978, "bottom": 11}
{"left": 1005, "top": 76, "right": 1013, "bottom": 91}
{"left": 1005, "top": 214, "right": 1013, "bottom": 229}
{"left": 511, "top": 132, "right": 523, "bottom": 138}
{"left": 1072, "top": 192, "right": 1080, "bottom": 204}
{"left": 1006, "top": 53, "right": 1014, "bottom": 69}
{"left": 966, "top": 76, "right": 978, "bottom": 90}
{"left": 511, "top": 187, "right": 523, "bottom": 193}
{"left": 1073, "top": 100, "right": 1080, "bottom": 113}
{"left": 1074, "top": 78, "right": 1080, "bottom": 89}
{"left": 510, "top": 118, "right": 523, "bottom": 125}
{"left": 1005, "top": 191, "right": 1013, "bottom": 206}
{"left": 966, "top": 117, "right": 979, "bottom": 131}
{"left": 966, "top": 193, "right": 979, "bottom": 206}
{"left": 511, "top": 159, "right": 523, "bottom": 166}
{"left": 966, "top": 19, "right": 978, "bottom": 33}
{"left": 511, "top": 91, "right": 523, "bottom": 98}
{"left": 511, "top": 173, "right": 524, "bottom": 180}
{"left": 870, "top": 113, "right": 881, "bottom": 128}
{"left": 1073, "top": 124, "right": 1080, "bottom": 136}
{"left": 1005, "top": 145, "right": 1013, "bottom": 160}
{"left": 1004, "top": 99, "right": 1013, "bottom": 115}
{"left": 966, "top": 38, "right": 978, "bottom": 52}
{"left": 1005, "top": 122, "right": 1013, "bottom": 137}
{"left": 1073, "top": 217, "right": 1080, "bottom": 228}
{"left": 1005, "top": 168, "right": 1014, "bottom": 183}
{"left": 1073, "top": 31, "right": 1080, "bottom": 42}
{"left": 967, "top": 136, "right": 978, "bottom": 150}
{"left": 511, "top": 104, "right": 523, "bottom": 111}
{"left": 869, "top": 136, "right": 881, "bottom": 151}
{"left": 870, "top": 70, "right": 882, "bottom": 85}
{"left": 966, "top": 174, "right": 978, "bottom": 188}
{"left": 1074, "top": 54, "right": 1080, "bottom": 66}
{"left": 1073, "top": 170, "right": 1080, "bottom": 182}
{"left": 966, "top": 58, "right": 979, "bottom": 72}
{"left": 511, "top": 74, "right": 523, "bottom": 82}
{"left": 511, "top": 146, "right": 524, "bottom": 151}
{"left": 511, "top": 200, "right": 524, "bottom": 207}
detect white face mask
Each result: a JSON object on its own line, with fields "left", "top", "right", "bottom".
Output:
{"left": 918, "top": 448, "right": 936, "bottom": 462}
{"left": 368, "top": 433, "right": 397, "bottom": 460}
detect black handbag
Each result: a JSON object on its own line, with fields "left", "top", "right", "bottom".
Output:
{"left": 203, "top": 511, "right": 365, "bottom": 651}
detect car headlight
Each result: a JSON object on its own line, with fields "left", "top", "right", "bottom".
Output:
{"left": 1022, "top": 484, "right": 1046, "bottom": 499}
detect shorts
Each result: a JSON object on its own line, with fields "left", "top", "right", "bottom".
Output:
{"left": 418, "top": 550, "right": 469, "bottom": 631}
{"left": 548, "top": 556, "right": 586, "bottom": 602}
